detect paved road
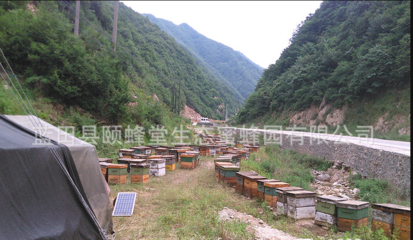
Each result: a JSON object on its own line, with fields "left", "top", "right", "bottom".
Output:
{"left": 225, "top": 127, "right": 411, "bottom": 156}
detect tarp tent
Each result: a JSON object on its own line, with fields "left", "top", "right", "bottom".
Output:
{"left": 5, "top": 115, "right": 113, "bottom": 235}
{"left": 0, "top": 115, "right": 105, "bottom": 239}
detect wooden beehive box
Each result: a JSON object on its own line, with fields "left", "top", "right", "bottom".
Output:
{"left": 119, "top": 149, "right": 134, "bottom": 158}
{"left": 392, "top": 205, "right": 410, "bottom": 240}
{"left": 257, "top": 179, "right": 280, "bottom": 200}
{"left": 130, "top": 146, "right": 150, "bottom": 155}
{"left": 286, "top": 190, "right": 317, "bottom": 220}
{"left": 371, "top": 203, "right": 397, "bottom": 237}
{"left": 148, "top": 158, "right": 165, "bottom": 176}
{"left": 161, "top": 155, "right": 176, "bottom": 170}
{"left": 243, "top": 175, "right": 267, "bottom": 198}
{"left": 315, "top": 195, "right": 347, "bottom": 227}
{"left": 99, "top": 162, "right": 111, "bottom": 182}
{"left": 130, "top": 163, "right": 150, "bottom": 183}
{"left": 199, "top": 146, "right": 209, "bottom": 156}
{"left": 148, "top": 158, "right": 165, "bottom": 169}
{"left": 235, "top": 171, "right": 258, "bottom": 194}
{"left": 155, "top": 147, "right": 168, "bottom": 156}
{"left": 176, "top": 149, "right": 188, "bottom": 162}
{"left": 264, "top": 182, "right": 290, "bottom": 208}
{"left": 219, "top": 165, "right": 240, "bottom": 185}
{"left": 336, "top": 200, "right": 369, "bottom": 232}
{"left": 215, "top": 162, "right": 234, "bottom": 181}
{"left": 117, "top": 158, "right": 133, "bottom": 172}
{"left": 180, "top": 153, "right": 196, "bottom": 169}
{"left": 275, "top": 186, "right": 304, "bottom": 215}
{"left": 98, "top": 158, "right": 113, "bottom": 163}
{"left": 107, "top": 164, "right": 127, "bottom": 184}
{"left": 186, "top": 151, "right": 200, "bottom": 166}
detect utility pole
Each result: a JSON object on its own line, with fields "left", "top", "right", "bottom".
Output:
{"left": 112, "top": 0, "right": 119, "bottom": 51}
{"left": 74, "top": 1, "right": 80, "bottom": 37}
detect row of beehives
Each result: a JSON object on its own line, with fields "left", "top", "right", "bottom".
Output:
{"left": 214, "top": 162, "right": 410, "bottom": 239}
{"left": 98, "top": 144, "right": 201, "bottom": 184}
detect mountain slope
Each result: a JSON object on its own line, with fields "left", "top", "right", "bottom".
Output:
{"left": 237, "top": 1, "right": 410, "bottom": 125}
{"left": 0, "top": 1, "right": 242, "bottom": 121}
{"left": 144, "top": 14, "right": 264, "bottom": 101}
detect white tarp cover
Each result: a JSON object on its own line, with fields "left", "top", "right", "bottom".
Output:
{"left": 6, "top": 115, "right": 113, "bottom": 234}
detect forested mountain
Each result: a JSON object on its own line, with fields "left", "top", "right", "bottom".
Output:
{"left": 0, "top": 1, "right": 242, "bottom": 122}
{"left": 237, "top": 1, "right": 410, "bottom": 123}
{"left": 144, "top": 14, "right": 264, "bottom": 101}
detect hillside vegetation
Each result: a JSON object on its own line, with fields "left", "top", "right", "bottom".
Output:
{"left": 145, "top": 14, "right": 264, "bottom": 101}
{"left": 237, "top": 1, "right": 410, "bottom": 133}
{"left": 0, "top": 1, "right": 242, "bottom": 122}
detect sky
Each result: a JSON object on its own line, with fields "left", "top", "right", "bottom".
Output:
{"left": 122, "top": 1, "right": 322, "bottom": 69}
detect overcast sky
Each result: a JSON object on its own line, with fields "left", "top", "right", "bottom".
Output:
{"left": 122, "top": 1, "right": 322, "bottom": 69}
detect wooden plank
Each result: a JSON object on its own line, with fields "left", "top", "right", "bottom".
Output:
{"left": 108, "top": 175, "right": 127, "bottom": 184}
{"left": 337, "top": 217, "right": 368, "bottom": 232}
{"left": 315, "top": 211, "right": 336, "bottom": 227}
{"left": 371, "top": 219, "right": 392, "bottom": 238}
{"left": 394, "top": 213, "right": 411, "bottom": 228}
{"left": 288, "top": 205, "right": 316, "bottom": 220}
{"left": 131, "top": 174, "right": 149, "bottom": 184}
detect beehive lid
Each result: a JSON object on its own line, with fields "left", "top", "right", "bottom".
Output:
{"left": 316, "top": 195, "right": 347, "bottom": 203}
{"left": 215, "top": 162, "right": 234, "bottom": 167}
{"left": 286, "top": 190, "right": 316, "bottom": 198}
{"left": 219, "top": 165, "right": 240, "bottom": 171}
{"left": 107, "top": 164, "right": 127, "bottom": 169}
{"left": 99, "top": 162, "right": 111, "bottom": 167}
{"left": 155, "top": 147, "right": 168, "bottom": 151}
{"left": 276, "top": 186, "right": 303, "bottom": 194}
{"left": 130, "top": 146, "right": 150, "bottom": 150}
{"left": 264, "top": 182, "right": 290, "bottom": 188}
{"left": 244, "top": 175, "right": 267, "bottom": 181}
{"left": 235, "top": 171, "right": 258, "bottom": 177}
{"left": 128, "top": 159, "right": 147, "bottom": 164}
{"left": 119, "top": 149, "right": 134, "bottom": 153}
{"left": 130, "top": 163, "right": 150, "bottom": 168}
{"left": 98, "top": 158, "right": 112, "bottom": 162}
{"left": 148, "top": 158, "right": 166, "bottom": 163}
{"left": 176, "top": 149, "right": 188, "bottom": 153}
{"left": 148, "top": 155, "right": 163, "bottom": 159}
{"left": 337, "top": 200, "right": 369, "bottom": 209}
{"left": 372, "top": 203, "right": 410, "bottom": 214}
{"left": 186, "top": 151, "right": 200, "bottom": 155}
{"left": 147, "top": 145, "right": 159, "bottom": 148}
{"left": 132, "top": 154, "right": 148, "bottom": 159}
{"left": 175, "top": 143, "right": 189, "bottom": 147}
{"left": 117, "top": 157, "right": 131, "bottom": 161}
{"left": 257, "top": 179, "right": 280, "bottom": 184}
{"left": 181, "top": 154, "right": 195, "bottom": 158}
{"left": 161, "top": 155, "right": 175, "bottom": 159}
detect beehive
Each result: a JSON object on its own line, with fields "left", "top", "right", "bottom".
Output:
{"left": 99, "top": 162, "right": 111, "bottom": 182}
{"left": 130, "top": 163, "right": 150, "bottom": 183}
{"left": 148, "top": 155, "right": 163, "bottom": 160}
{"left": 235, "top": 143, "right": 244, "bottom": 149}
{"left": 116, "top": 158, "right": 133, "bottom": 172}
{"left": 131, "top": 154, "right": 149, "bottom": 164}
{"left": 392, "top": 205, "right": 410, "bottom": 240}
{"left": 257, "top": 179, "right": 280, "bottom": 200}
{"left": 243, "top": 175, "right": 267, "bottom": 198}
{"left": 161, "top": 155, "right": 176, "bottom": 171}
{"left": 235, "top": 171, "right": 257, "bottom": 194}
{"left": 314, "top": 195, "right": 346, "bottom": 227}
{"left": 199, "top": 146, "right": 209, "bottom": 156}
{"left": 176, "top": 149, "right": 188, "bottom": 162}
{"left": 275, "top": 186, "right": 304, "bottom": 215}
{"left": 218, "top": 165, "right": 240, "bottom": 185}
{"left": 155, "top": 147, "right": 168, "bottom": 156}
{"left": 130, "top": 146, "right": 151, "bottom": 155}
{"left": 146, "top": 145, "right": 159, "bottom": 155}
{"left": 264, "top": 182, "right": 290, "bottom": 208}
{"left": 186, "top": 151, "right": 200, "bottom": 167}
{"left": 337, "top": 200, "right": 369, "bottom": 232}
{"left": 215, "top": 162, "right": 234, "bottom": 181}
{"left": 286, "top": 190, "right": 317, "bottom": 220}
{"left": 148, "top": 158, "right": 165, "bottom": 176}
{"left": 107, "top": 164, "right": 127, "bottom": 184}
{"left": 180, "top": 153, "right": 196, "bottom": 169}
{"left": 118, "top": 149, "right": 134, "bottom": 158}
{"left": 98, "top": 158, "right": 113, "bottom": 163}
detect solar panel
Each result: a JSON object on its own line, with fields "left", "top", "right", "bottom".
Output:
{"left": 112, "top": 192, "right": 137, "bottom": 217}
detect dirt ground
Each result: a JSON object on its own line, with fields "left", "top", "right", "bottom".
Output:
{"left": 109, "top": 157, "right": 338, "bottom": 239}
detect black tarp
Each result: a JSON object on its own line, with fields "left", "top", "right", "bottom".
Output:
{"left": 0, "top": 115, "right": 105, "bottom": 239}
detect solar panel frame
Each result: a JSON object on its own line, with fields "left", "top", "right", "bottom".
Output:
{"left": 112, "top": 192, "right": 137, "bottom": 217}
